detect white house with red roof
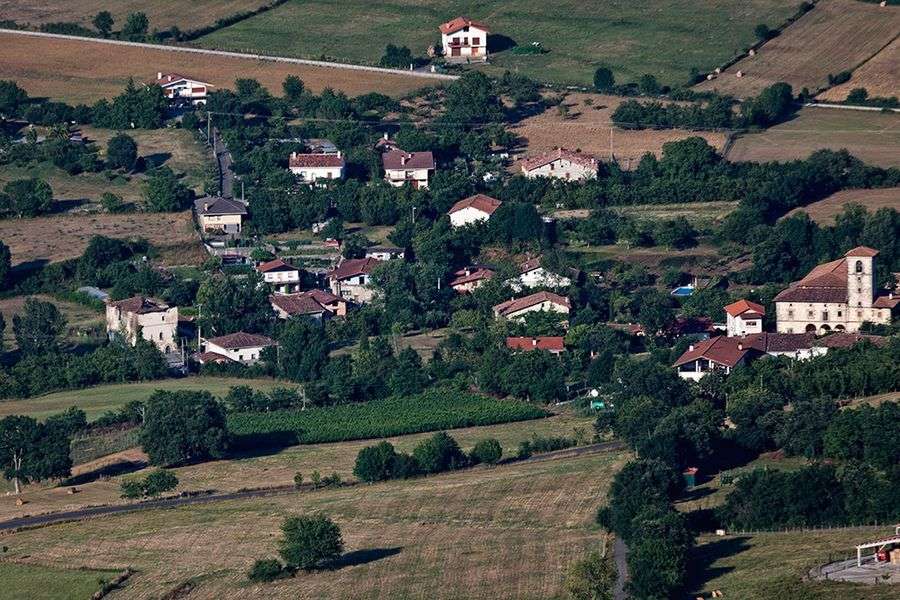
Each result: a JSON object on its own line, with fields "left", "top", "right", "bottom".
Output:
{"left": 520, "top": 148, "right": 599, "bottom": 181}
{"left": 448, "top": 194, "right": 502, "bottom": 227}
{"left": 724, "top": 299, "right": 765, "bottom": 337}
{"left": 155, "top": 72, "right": 212, "bottom": 105}
{"left": 328, "top": 257, "right": 382, "bottom": 303}
{"left": 506, "top": 336, "right": 565, "bottom": 355}
{"left": 493, "top": 291, "right": 571, "bottom": 324}
{"left": 774, "top": 246, "right": 898, "bottom": 334}
{"left": 288, "top": 151, "right": 345, "bottom": 184}
{"left": 450, "top": 266, "right": 495, "bottom": 293}
{"left": 199, "top": 331, "right": 276, "bottom": 365}
{"left": 382, "top": 150, "right": 435, "bottom": 189}
{"left": 439, "top": 16, "right": 489, "bottom": 62}
{"left": 256, "top": 258, "right": 300, "bottom": 294}
{"left": 511, "top": 257, "right": 572, "bottom": 291}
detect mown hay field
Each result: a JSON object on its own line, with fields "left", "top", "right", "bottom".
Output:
{"left": 198, "top": 0, "right": 798, "bottom": 86}
{"left": 0, "top": 561, "right": 120, "bottom": 600}
{"left": 695, "top": 0, "right": 900, "bottom": 98}
{"left": 818, "top": 37, "right": 900, "bottom": 102}
{"left": 0, "top": 32, "right": 433, "bottom": 105}
{"left": 726, "top": 107, "right": 900, "bottom": 168}
{"left": 0, "top": 0, "right": 272, "bottom": 31}
{"left": 786, "top": 187, "right": 900, "bottom": 224}
{"left": 0, "top": 450, "right": 626, "bottom": 599}
{"left": 511, "top": 93, "right": 727, "bottom": 167}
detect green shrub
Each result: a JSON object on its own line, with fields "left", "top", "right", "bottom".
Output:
{"left": 247, "top": 558, "right": 284, "bottom": 583}
{"left": 470, "top": 438, "right": 502, "bottom": 465}
{"left": 412, "top": 431, "right": 467, "bottom": 474}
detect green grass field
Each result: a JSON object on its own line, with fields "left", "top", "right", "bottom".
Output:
{"left": 0, "top": 376, "right": 286, "bottom": 422}
{"left": 197, "top": 0, "right": 799, "bottom": 86}
{"left": 0, "top": 563, "right": 119, "bottom": 600}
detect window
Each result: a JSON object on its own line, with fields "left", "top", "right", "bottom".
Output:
{"left": 472, "top": 37, "right": 480, "bottom": 45}
{"left": 807, "top": 310, "right": 814, "bottom": 318}
{"left": 159, "top": 332, "right": 163, "bottom": 340}
{"left": 837, "top": 311, "right": 842, "bottom": 317}
{"left": 822, "top": 312, "right": 829, "bottom": 321}
{"left": 787, "top": 310, "right": 794, "bottom": 319}
{"left": 855, "top": 260, "right": 863, "bottom": 273}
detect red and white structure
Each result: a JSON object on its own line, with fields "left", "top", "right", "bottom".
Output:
{"left": 439, "top": 17, "right": 489, "bottom": 62}
{"left": 724, "top": 299, "right": 765, "bottom": 337}
{"left": 155, "top": 73, "right": 212, "bottom": 105}
{"left": 382, "top": 150, "right": 435, "bottom": 189}
{"left": 288, "top": 152, "right": 345, "bottom": 185}
{"left": 520, "top": 148, "right": 599, "bottom": 181}
{"left": 447, "top": 194, "right": 502, "bottom": 228}
{"left": 256, "top": 258, "right": 300, "bottom": 294}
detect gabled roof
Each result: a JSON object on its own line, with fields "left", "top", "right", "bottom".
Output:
{"left": 196, "top": 351, "right": 234, "bottom": 364}
{"left": 270, "top": 293, "right": 327, "bottom": 316}
{"left": 108, "top": 295, "right": 170, "bottom": 314}
{"left": 519, "top": 257, "right": 543, "bottom": 274}
{"left": 156, "top": 73, "right": 211, "bottom": 87}
{"left": 873, "top": 294, "right": 899, "bottom": 309}
{"left": 304, "top": 289, "right": 344, "bottom": 305}
{"left": 194, "top": 196, "right": 247, "bottom": 216}
{"left": 328, "top": 257, "right": 381, "bottom": 280}
{"left": 813, "top": 333, "right": 887, "bottom": 349}
{"left": 672, "top": 336, "right": 760, "bottom": 368}
{"left": 724, "top": 299, "right": 765, "bottom": 318}
{"left": 506, "top": 336, "right": 565, "bottom": 352}
{"left": 520, "top": 148, "right": 598, "bottom": 172}
{"left": 450, "top": 267, "right": 495, "bottom": 287}
{"left": 289, "top": 153, "right": 345, "bottom": 168}
{"left": 845, "top": 246, "right": 879, "bottom": 258}
{"left": 257, "top": 258, "right": 298, "bottom": 273}
{"left": 448, "top": 194, "right": 502, "bottom": 216}
{"left": 205, "top": 331, "right": 276, "bottom": 350}
{"left": 493, "top": 291, "right": 571, "bottom": 317}
{"left": 774, "top": 257, "right": 848, "bottom": 304}
{"left": 382, "top": 150, "right": 435, "bottom": 171}
{"left": 439, "top": 16, "right": 490, "bottom": 35}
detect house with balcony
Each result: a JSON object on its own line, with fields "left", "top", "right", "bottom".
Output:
{"left": 155, "top": 72, "right": 212, "bottom": 105}
{"left": 256, "top": 258, "right": 301, "bottom": 294}
{"left": 439, "top": 17, "right": 489, "bottom": 62}
{"left": 383, "top": 150, "right": 435, "bottom": 189}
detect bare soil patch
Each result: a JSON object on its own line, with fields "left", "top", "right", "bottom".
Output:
{"left": 511, "top": 93, "right": 727, "bottom": 169}
{"left": 786, "top": 187, "right": 900, "bottom": 224}
{"left": 0, "top": 32, "right": 431, "bottom": 105}
{"left": 695, "top": 0, "right": 900, "bottom": 98}
{"left": 818, "top": 37, "right": 900, "bottom": 102}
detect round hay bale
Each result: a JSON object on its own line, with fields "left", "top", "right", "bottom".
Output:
{"left": 707, "top": 74, "right": 714, "bottom": 80}
{"left": 736, "top": 70, "right": 744, "bottom": 78}
{"left": 749, "top": 48, "right": 756, "bottom": 56}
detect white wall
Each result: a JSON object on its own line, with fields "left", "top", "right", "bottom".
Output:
{"left": 449, "top": 207, "right": 490, "bottom": 228}
{"left": 442, "top": 25, "right": 488, "bottom": 60}
{"left": 523, "top": 158, "right": 596, "bottom": 181}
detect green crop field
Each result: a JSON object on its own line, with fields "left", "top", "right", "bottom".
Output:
{"left": 0, "top": 376, "right": 286, "bottom": 422}
{"left": 0, "top": 562, "right": 119, "bottom": 600}
{"left": 197, "top": 0, "right": 800, "bottom": 86}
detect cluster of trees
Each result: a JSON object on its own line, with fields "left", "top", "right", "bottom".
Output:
{"left": 139, "top": 390, "right": 229, "bottom": 466}
{"left": 0, "top": 178, "right": 53, "bottom": 218}
{"left": 0, "top": 412, "right": 75, "bottom": 494}
{"left": 120, "top": 468, "right": 179, "bottom": 499}
{"left": 249, "top": 514, "right": 344, "bottom": 582}
{"left": 570, "top": 209, "right": 697, "bottom": 249}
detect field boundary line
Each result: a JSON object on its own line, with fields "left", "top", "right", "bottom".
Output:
{"left": 0, "top": 29, "right": 458, "bottom": 82}
{"left": 803, "top": 102, "right": 900, "bottom": 113}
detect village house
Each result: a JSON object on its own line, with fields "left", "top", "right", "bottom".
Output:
{"left": 520, "top": 148, "right": 599, "bottom": 181}
{"left": 270, "top": 289, "right": 348, "bottom": 320}
{"left": 725, "top": 299, "right": 765, "bottom": 337}
{"left": 155, "top": 72, "right": 212, "bottom": 105}
{"left": 106, "top": 296, "right": 179, "bottom": 354}
{"left": 288, "top": 151, "right": 345, "bottom": 184}
{"left": 365, "top": 246, "right": 406, "bottom": 261}
{"left": 774, "top": 246, "right": 898, "bottom": 334}
{"left": 256, "top": 258, "right": 301, "bottom": 294}
{"left": 493, "top": 291, "right": 571, "bottom": 323}
{"left": 506, "top": 336, "right": 566, "bottom": 355}
{"left": 439, "top": 16, "right": 489, "bottom": 62}
{"left": 447, "top": 194, "right": 502, "bottom": 228}
{"left": 375, "top": 133, "right": 402, "bottom": 153}
{"left": 194, "top": 196, "right": 247, "bottom": 236}
{"left": 510, "top": 257, "right": 572, "bottom": 291}
{"left": 450, "top": 266, "right": 495, "bottom": 293}
{"left": 383, "top": 150, "right": 435, "bottom": 189}
{"left": 328, "top": 257, "right": 381, "bottom": 303}
{"left": 199, "top": 331, "right": 276, "bottom": 365}
{"left": 303, "top": 138, "right": 339, "bottom": 154}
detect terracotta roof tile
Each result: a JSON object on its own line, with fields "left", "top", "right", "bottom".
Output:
{"left": 845, "top": 246, "right": 879, "bottom": 258}
{"left": 439, "top": 16, "right": 490, "bottom": 35}
{"left": 257, "top": 258, "right": 298, "bottom": 273}
{"left": 506, "top": 336, "right": 565, "bottom": 352}
{"left": 724, "top": 299, "right": 765, "bottom": 318}
{"left": 205, "top": 331, "right": 275, "bottom": 350}
{"left": 448, "top": 194, "right": 502, "bottom": 216}
{"left": 520, "top": 148, "right": 598, "bottom": 172}
{"left": 328, "top": 257, "right": 381, "bottom": 280}
{"left": 289, "top": 153, "right": 345, "bottom": 168}
{"left": 108, "top": 295, "right": 169, "bottom": 314}
{"left": 493, "top": 291, "right": 570, "bottom": 317}
{"left": 270, "top": 293, "right": 327, "bottom": 316}
{"left": 382, "top": 150, "right": 435, "bottom": 171}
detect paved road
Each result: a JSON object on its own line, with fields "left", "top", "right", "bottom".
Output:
{"left": 0, "top": 29, "right": 457, "bottom": 82}
{"left": 212, "top": 127, "right": 234, "bottom": 199}
{"left": 613, "top": 536, "right": 629, "bottom": 600}
{"left": 0, "top": 441, "right": 625, "bottom": 532}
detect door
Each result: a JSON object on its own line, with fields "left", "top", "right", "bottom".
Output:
{"left": 451, "top": 47, "right": 461, "bottom": 57}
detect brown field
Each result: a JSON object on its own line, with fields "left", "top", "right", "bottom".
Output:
{"left": 818, "top": 37, "right": 900, "bottom": 102}
{"left": 0, "top": 0, "right": 272, "bottom": 31}
{"left": 0, "top": 449, "right": 625, "bottom": 599}
{"left": 726, "top": 106, "right": 900, "bottom": 168}
{"left": 786, "top": 187, "right": 900, "bottom": 224}
{"left": 695, "top": 0, "right": 900, "bottom": 98}
{"left": 0, "top": 32, "right": 433, "bottom": 105}
{"left": 511, "top": 93, "right": 727, "bottom": 168}
{"left": 0, "top": 412, "right": 595, "bottom": 522}
{"left": 0, "top": 210, "right": 204, "bottom": 267}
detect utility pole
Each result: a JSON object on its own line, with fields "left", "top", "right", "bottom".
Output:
{"left": 609, "top": 128, "right": 613, "bottom": 160}
{"left": 411, "top": 205, "right": 416, "bottom": 223}
{"left": 206, "top": 113, "right": 211, "bottom": 144}
{"left": 197, "top": 303, "right": 202, "bottom": 350}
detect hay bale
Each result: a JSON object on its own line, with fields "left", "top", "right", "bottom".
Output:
{"left": 736, "top": 70, "right": 744, "bottom": 78}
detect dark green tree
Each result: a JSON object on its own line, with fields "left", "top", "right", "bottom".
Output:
{"left": 412, "top": 431, "right": 467, "bottom": 474}
{"left": 0, "top": 415, "right": 72, "bottom": 494}
{"left": 12, "top": 298, "right": 66, "bottom": 355}
{"left": 0, "top": 239, "right": 10, "bottom": 289}
{"left": 278, "top": 515, "right": 343, "bottom": 570}
{"left": 1, "top": 179, "right": 53, "bottom": 218}
{"left": 278, "top": 319, "right": 330, "bottom": 382}
{"left": 106, "top": 133, "right": 138, "bottom": 171}
{"left": 122, "top": 12, "right": 149, "bottom": 41}
{"left": 140, "top": 390, "right": 229, "bottom": 465}
{"left": 593, "top": 67, "right": 615, "bottom": 92}
{"left": 353, "top": 441, "right": 402, "bottom": 482}
{"left": 142, "top": 166, "right": 192, "bottom": 212}
{"left": 469, "top": 438, "right": 502, "bottom": 465}
{"left": 92, "top": 11, "right": 114, "bottom": 37}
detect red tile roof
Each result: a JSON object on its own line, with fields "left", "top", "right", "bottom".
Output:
{"left": 328, "top": 257, "right": 381, "bottom": 280}
{"left": 257, "top": 258, "right": 297, "bottom": 273}
{"left": 155, "top": 73, "right": 211, "bottom": 86}
{"left": 873, "top": 294, "right": 900, "bottom": 309}
{"left": 672, "top": 336, "right": 760, "bottom": 368}
{"left": 845, "top": 246, "right": 879, "bottom": 258}
{"left": 813, "top": 333, "right": 887, "bottom": 349}
{"left": 205, "top": 331, "right": 275, "bottom": 350}
{"left": 520, "top": 148, "right": 598, "bottom": 172}
{"left": 108, "top": 296, "right": 169, "bottom": 314}
{"left": 270, "top": 293, "right": 327, "bottom": 316}
{"left": 289, "top": 153, "right": 345, "bottom": 168}
{"left": 382, "top": 150, "right": 435, "bottom": 171}
{"left": 450, "top": 267, "right": 495, "bottom": 287}
{"left": 196, "top": 351, "right": 234, "bottom": 364}
{"left": 439, "top": 16, "right": 490, "bottom": 35}
{"left": 775, "top": 257, "right": 848, "bottom": 304}
{"left": 724, "top": 299, "right": 765, "bottom": 318}
{"left": 448, "top": 194, "right": 502, "bottom": 216}
{"left": 493, "top": 291, "right": 571, "bottom": 317}
{"left": 506, "top": 336, "right": 565, "bottom": 352}
{"left": 304, "top": 289, "right": 343, "bottom": 306}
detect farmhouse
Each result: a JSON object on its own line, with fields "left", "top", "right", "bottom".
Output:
{"left": 725, "top": 299, "right": 765, "bottom": 337}
{"left": 288, "top": 151, "right": 345, "bottom": 184}
{"left": 155, "top": 72, "right": 212, "bottom": 105}
{"left": 200, "top": 331, "right": 276, "bottom": 365}
{"left": 439, "top": 16, "right": 490, "bottom": 63}
{"left": 774, "top": 246, "right": 899, "bottom": 334}
{"left": 256, "top": 258, "right": 300, "bottom": 294}
{"left": 271, "top": 289, "right": 348, "bottom": 320}
{"left": 194, "top": 196, "right": 247, "bottom": 236}
{"left": 506, "top": 336, "right": 566, "bottom": 354}
{"left": 383, "top": 150, "right": 435, "bottom": 189}
{"left": 451, "top": 266, "right": 495, "bottom": 293}
{"left": 106, "top": 296, "right": 179, "bottom": 354}
{"left": 510, "top": 257, "right": 572, "bottom": 291}
{"left": 448, "top": 194, "right": 502, "bottom": 228}
{"left": 520, "top": 148, "right": 599, "bottom": 181}
{"left": 328, "top": 257, "right": 381, "bottom": 303}
{"left": 493, "top": 291, "right": 571, "bottom": 323}
{"left": 365, "top": 246, "right": 405, "bottom": 261}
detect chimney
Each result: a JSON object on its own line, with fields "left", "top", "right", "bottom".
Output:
{"left": 400, "top": 155, "right": 408, "bottom": 166}
{"left": 383, "top": 132, "right": 389, "bottom": 140}
{"left": 532, "top": 338, "right": 538, "bottom": 347}
{"left": 737, "top": 342, "right": 743, "bottom": 351}
{"left": 291, "top": 151, "right": 297, "bottom": 159}
{"left": 157, "top": 72, "right": 162, "bottom": 79}
{"left": 688, "top": 344, "right": 694, "bottom": 352}
{"left": 167, "top": 75, "right": 172, "bottom": 82}
{"left": 203, "top": 202, "right": 209, "bottom": 211}
{"left": 337, "top": 150, "right": 342, "bottom": 159}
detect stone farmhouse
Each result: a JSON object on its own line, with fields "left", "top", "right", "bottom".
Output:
{"left": 199, "top": 332, "right": 276, "bottom": 365}
{"left": 448, "top": 194, "right": 502, "bottom": 228}
{"left": 155, "top": 72, "right": 212, "bottom": 105}
{"left": 382, "top": 150, "right": 435, "bottom": 189}
{"left": 194, "top": 196, "right": 247, "bottom": 236}
{"left": 288, "top": 151, "right": 345, "bottom": 184}
{"left": 520, "top": 148, "right": 598, "bottom": 181}
{"left": 439, "top": 16, "right": 489, "bottom": 62}
{"left": 774, "top": 246, "right": 898, "bottom": 334}
{"left": 256, "top": 258, "right": 300, "bottom": 294}
{"left": 725, "top": 299, "right": 765, "bottom": 337}
{"left": 493, "top": 291, "right": 571, "bottom": 323}
{"left": 270, "top": 289, "right": 348, "bottom": 320}
{"left": 106, "top": 296, "right": 179, "bottom": 354}
{"left": 328, "top": 257, "right": 382, "bottom": 303}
